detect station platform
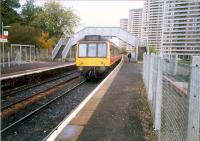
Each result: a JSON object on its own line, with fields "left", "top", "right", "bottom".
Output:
{"left": 47, "top": 59, "right": 155, "bottom": 141}
{"left": 1, "top": 61, "right": 75, "bottom": 80}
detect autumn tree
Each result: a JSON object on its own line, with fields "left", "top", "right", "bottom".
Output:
{"left": 31, "top": 1, "right": 79, "bottom": 38}
{"left": 8, "top": 24, "right": 42, "bottom": 45}
{"left": 37, "top": 32, "right": 55, "bottom": 50}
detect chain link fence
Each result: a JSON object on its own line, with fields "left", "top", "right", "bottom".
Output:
{"left": 143, "top": 54, "right": 200, "bottom": 141}
{"left": 0, "top": 44, "right": 53, "bottom": 68}
{"left": 0, "top": 44, "right": 76, "bottom": 68}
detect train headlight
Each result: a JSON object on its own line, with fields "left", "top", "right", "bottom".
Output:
{"left": 78, "top": 67, "right": 83, "bottom": 71}
{"left": 101, "top": 62, "right": 105, "bottom": 66}
{"left": 79, "top": 62, "right": 84, "bottom": 65}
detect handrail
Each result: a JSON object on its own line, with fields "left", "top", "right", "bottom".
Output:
{"left": 52, "top": 38, "right": 64, "bottom": 60}
{"left": 61, "top": 27, "right": 139, "bottom": 59}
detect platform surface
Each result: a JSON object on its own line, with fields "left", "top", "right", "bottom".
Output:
{"left": 54, "top": 60, "right": 155, "bottom": 141}
{"left": 1, "top": 61, "right": 74, "bottom": 78}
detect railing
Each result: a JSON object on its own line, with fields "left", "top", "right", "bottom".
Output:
{"left": 143, "top": 54, "right": 200, "bottom": 141}
{"left": 61, "top": 27, "right": 139, "bottom": 59}
{"left": 0, "top": 44, "right": 54, "bottom": 68}
{"left": 52, "top": 38, "right": 64, "bottom": 60}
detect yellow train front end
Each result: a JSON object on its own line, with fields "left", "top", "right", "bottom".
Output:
{"left": 76, "top": 41, "right": 110, "bottom": 78}
{"left": 76, "top": 42, "right": 110, "bottom": 67}
{"left": 75, "top": 35, "right": 121, "bottom": 78}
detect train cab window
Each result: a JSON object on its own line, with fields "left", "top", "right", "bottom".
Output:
{"left": 88, "top": 44, "right": 97, "bottom": 57}
{"left": 79, "top": 44, "right": 87, "bottom": 57}
{"left": 98, "top": 44, "right": 107, "bottom": 57}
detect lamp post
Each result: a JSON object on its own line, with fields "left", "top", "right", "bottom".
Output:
{"left": 1, "top": 22, "right": 10, "bottom": 68}
{"left": 1, "top": 22, "right": 5, "bottom": 67}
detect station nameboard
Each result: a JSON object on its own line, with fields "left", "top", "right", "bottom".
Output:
{"left": 0, "top": 35, "right": 8, "bottom": 42}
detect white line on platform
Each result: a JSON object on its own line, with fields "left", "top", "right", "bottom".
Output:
{"left": 44, "top": 58, "right": 124, "bottom": 141}
{"left": 0, "top": 63, "right": 75, "bottom": 81}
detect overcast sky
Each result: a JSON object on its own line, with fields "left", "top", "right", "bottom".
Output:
{"left": 20, "top": 0, "right": 144, "bottom": 31}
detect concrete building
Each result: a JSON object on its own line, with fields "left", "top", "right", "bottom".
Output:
{"left": 141, "top": 0, "right": 164, "bottom": 52}
{"left": 161, "top": 1, "right": 200, "bottom": 56}
{"left": 120, "top": 19, "right": 131, "bottom": 51}
{"left": 141, "top": 0, "right": 200, "bottom": 56}
{"left": 120, "top": 18, "right": 128, "bottom": 31}
{"left": 129, "top": 8, "right": 143, "bottom": 39}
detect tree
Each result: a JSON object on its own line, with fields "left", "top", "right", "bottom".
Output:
{"left": 31, "top": 1, "right": 79, "bottom": 38}
{"left": 8, "top": 24, "right": 42, "bottom": 45}
{"left": 1, "top": 0, "right": 20, "bottom": 8}
{"left": 21, "top": 0, "right": 41, "bottom": 25}
{"left": 37, "top": 32, "right": 55, "bottom": 50}
{"left": 149, "top": 47, "right": 157, "bottom": 54}
{"left": 120, "top": 47, "right": 127, "bottom": 55}
{"left": 1, "top": 1, "right": 22, "bottom": 25}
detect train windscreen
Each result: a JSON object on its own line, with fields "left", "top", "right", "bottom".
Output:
{"left": 88, "top": 44, "right": 97, "bottom": 57}
{"left": 78, "top": 43, "right": 107, "bottom": 57}
{"left": 79, "top": 44, "right": 87, "bottom": 57}
{"left": 98, "top": 44, "right": 107, "bottom": 57}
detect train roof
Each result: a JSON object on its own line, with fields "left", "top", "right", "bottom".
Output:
{"left": 78, "top": 35, "right": 121, "bottom": 49}
{"left": 78, "top": 35, "right": 108, "bottom": 41}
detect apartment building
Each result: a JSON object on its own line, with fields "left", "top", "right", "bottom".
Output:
{"left": 161, "top": 1, "right": 200, "bottom": 55}
{"left": 129, "top": 8, "right": 143, "bottom": 39}
{"left": 141, "top": 0, "right": 164, "bottom": 52}
{"left": 141, "top": 0, "right": 200, "bottom": 55}
{"left": 120, "top": 18, "right": 131, "bottom": 51}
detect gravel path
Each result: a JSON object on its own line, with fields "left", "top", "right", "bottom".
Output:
{"left": 78, "top": 60, "right": 156, "bottom": 141}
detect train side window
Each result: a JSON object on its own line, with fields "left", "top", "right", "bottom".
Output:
{"left": 98, "top": 44, "right": 107, "bottom": 57}
{"left": 110, "top": 46, "right": 113, "bottom": 56}
{"left": 79, "top": 44, "right": 87, "bottom": 57}
{"left": 88, "top": 43, "right": 97, "bottom": 57}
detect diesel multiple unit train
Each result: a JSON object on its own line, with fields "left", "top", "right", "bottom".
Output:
{"left": 76, "top": 35, "right": 122, "bottom": 78}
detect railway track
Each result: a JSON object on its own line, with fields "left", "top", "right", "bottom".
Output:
{"left": 1, "top": 70, "right": 82, "bottom": 127}
{"left": 1, "top": 70, "right": 80, "bottom": 110}
{"left": 1, "top": 61, "right": 118, "bottom": 141}
{"left": 2, "top": 70, "right": 78, "bottom": 98}
{"left": 1, "top": 78, "right": 86, "bottom": 133}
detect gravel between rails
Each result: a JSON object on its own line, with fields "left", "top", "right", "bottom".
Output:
{"left": 2, "top": 70, "right": 78, "bottom": 97}
{"left": 1, "top": 80, "right": 101, "bottom": 141}
{"left": 1, "top": 71, "right": 80, "bottom": 109}
{"left": 1, "top": 77, "right": 84, "bottom": 129}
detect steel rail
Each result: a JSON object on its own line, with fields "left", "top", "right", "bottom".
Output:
{"left": 1, "top": 73, "right": 80, "bottom": 110}
{"left": 2, "top": 70, "right": 78, "bottom": 98}
{"left": 1, "top": 80, "right": 86, "bottom": 133}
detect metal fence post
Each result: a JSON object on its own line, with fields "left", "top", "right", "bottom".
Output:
{"left": 3, "top": 42, "right": 5, "bottom": 68}
{"left": 174, "top": 54, "right": 178, "bottom": 75}
{"left": 30, "top": 46, "right": 32, "bottom": 62}
{"left": 135, "top": 45, "right": 138, "bottom": 61}
{"left": 187, "top": 56, "right": 200, "bottom": 141}
{"left": 145, "top": 55, "right": 149, "bottom": 87}
{"left": 8, "top": 51, "right": 10, "bottom": 67}
{"left": 20, "top": 45, "right": 22, "bottom": 65}
{"left": 143, "top": 53, "right": 146, "bottom": 81}
{"left": 34, "top": 46, "right": 35, "bottom": 61}
{"left": 11, "top": 44, "right": 13, "bottom": 64}
{"left": 148, "top": 54, "right": 155, "bottom": 104}
{"left": 154, "top": 57, "right": 163, "bottom": 140}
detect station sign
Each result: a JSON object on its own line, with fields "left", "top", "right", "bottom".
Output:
{"left": 4, "top": 31, "right": 8, "bottom": 36}
{"left": 0, "top": 31, "right": 8, "bottom": 42}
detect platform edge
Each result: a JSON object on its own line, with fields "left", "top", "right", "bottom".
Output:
{"left": 44, "top": 58, "right": 124, "bottom": 141}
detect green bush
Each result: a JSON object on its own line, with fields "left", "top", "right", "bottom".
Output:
{"left": 8, "top": 24, "right": 42, "bottom": 45}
